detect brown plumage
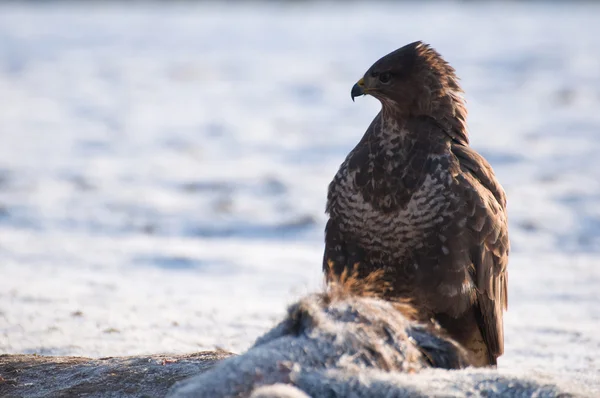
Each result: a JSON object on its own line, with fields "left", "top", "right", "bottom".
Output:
{"left": 323, "top": 41, "right": 509, "bottom": 366}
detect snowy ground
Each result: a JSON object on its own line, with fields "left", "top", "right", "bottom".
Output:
{"left": 0, "top": 1, "right": 599, "bottom": 393}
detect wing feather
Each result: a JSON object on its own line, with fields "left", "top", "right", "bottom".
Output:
{"left": 453, "top": 143, "right": 509, "bottom": 360}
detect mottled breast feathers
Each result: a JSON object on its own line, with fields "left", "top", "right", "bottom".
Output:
{"left": 324, "top": 114, "right": 509, "bottom": 365}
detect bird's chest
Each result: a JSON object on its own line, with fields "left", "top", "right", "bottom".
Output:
{"left": 328, "top": 156, "right": 455, "bottom": 260}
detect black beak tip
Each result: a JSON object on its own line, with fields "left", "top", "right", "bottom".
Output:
{"left": 351, "top": 83, "right": 365, "bottom": 102}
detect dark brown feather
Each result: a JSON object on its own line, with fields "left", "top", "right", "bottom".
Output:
{"left": 324, "top": 42, "right": 509, "bottom": 366}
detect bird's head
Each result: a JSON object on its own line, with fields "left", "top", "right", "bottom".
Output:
{"left": 351, "top": 41, "right": 465, "bottom": 121}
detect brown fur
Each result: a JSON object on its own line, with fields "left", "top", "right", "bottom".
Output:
{"left": 169, "top": 268, "right": 480, "bottom": 397}
{"left": 323, "top": 260, "right": 416, "bottom": 319}
{"left": 320, "top": 264, "right": 472, "bottom": 368}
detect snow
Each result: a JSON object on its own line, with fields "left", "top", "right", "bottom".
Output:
{"left": 0, "top": 0, "right": 599, "bottom": 393}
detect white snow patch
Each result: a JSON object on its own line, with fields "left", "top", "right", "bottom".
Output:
{"left": 0, "top": 1, "right": 599, "bottom": 393}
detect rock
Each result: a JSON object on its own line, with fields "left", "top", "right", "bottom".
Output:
{"left": 0, "top": 351, "right": 232, "bottom": 398}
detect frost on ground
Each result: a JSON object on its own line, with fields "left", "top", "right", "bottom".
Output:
{"left": 167, "top": 284, "right": 583, "bottom": 397}
{"left": 0, "top": 0, "right": 599, "bottom": 394}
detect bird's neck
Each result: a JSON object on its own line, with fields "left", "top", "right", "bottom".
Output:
{"left": 369, "top": 113, "right": 417, "bottom": 161}
{"left": 379, "top": 90, "right": 469, "bottom": 146}
{"left": 433, "top": 89, "right": 470, "bottom": 145}
{"left": 377, "top": 112, "right": 410, "bottom": 143}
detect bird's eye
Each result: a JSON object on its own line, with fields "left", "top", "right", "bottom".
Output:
{"left": 379, "top": 72, "right": 392, "bottom": 84}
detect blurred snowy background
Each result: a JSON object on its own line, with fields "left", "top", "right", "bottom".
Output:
{"left": 0, "top": 0, "right": 599, "bottom": 392}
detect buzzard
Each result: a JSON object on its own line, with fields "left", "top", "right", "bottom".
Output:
{"left": 323, "top": 41, "right": 509, "bottom": 366}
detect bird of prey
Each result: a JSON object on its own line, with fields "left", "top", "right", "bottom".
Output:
{"left": 323, "top": 41, "right": 509, "bottom": 366}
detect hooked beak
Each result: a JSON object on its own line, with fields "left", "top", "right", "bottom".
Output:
{"left": 351, "top": 77, "right": 365, "bottom": 102}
